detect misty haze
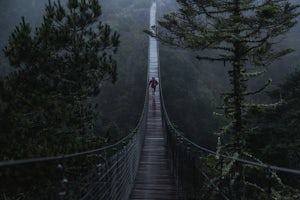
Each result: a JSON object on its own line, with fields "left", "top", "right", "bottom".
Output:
{"left": 0, "top": 0, "right": 299, "bottom": 199}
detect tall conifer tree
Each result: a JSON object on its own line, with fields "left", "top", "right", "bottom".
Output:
{"left": 1, "top": 0, "right": 120, "bottom": 158}
{"left": 149, "top": 0, "right": 299, "bottom": 198}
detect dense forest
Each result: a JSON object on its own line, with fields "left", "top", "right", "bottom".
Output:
{"left": 0, "top": 0, "right": 299, "bottom": 165}
{"left": 0, "top": 0, "right": 152, "bottom": 159}
{"left": 157, "top": 0, "right": 300, "bottom": 162}
{"left": 157, "top": 0, "right": 300, "bottom": 150}
{"left": 1, "top": 0, "right": 299, "bottom": 156}
{"left": 0, "top": 0, "right": 300, "bottom": 199}
{"left": 0, "top": 0, "right": 225, "bottom": 159}
{"left": 154, "top": 0, "right": 300, "bottom": 199}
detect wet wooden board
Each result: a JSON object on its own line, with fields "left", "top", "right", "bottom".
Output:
{"left": 129, "top": 86, "right": 179, "bottom": 200}
{"left": 129, "top": 2, "right": 180, "bottom": 199}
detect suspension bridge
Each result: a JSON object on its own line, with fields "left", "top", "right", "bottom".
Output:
{"left": 1, "top": 2, "right": 300, "bottom": 200}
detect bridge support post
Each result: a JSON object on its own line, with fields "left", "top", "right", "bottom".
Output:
{"left": 58, "top": 158, "right": 68, "bottom": 200}
{"left": 267, "top": 166, "right": 272, "bottom": 200}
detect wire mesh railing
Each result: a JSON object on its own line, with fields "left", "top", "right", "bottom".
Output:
{"left": 158, "top": 72, "right": 300, "bottom": 199}
{"left": 0, "top": 88, "right": 149, "bottom": 200}
{"left": 1, "top": 2, "right": 157, "bottom": 199}
{"left": 154, "top": 18, "right": 300, "bottom": 199}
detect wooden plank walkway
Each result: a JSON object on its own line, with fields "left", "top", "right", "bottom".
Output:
{"left": 129, "top": 2, "right": 179, "bottom": 199}
{"left": 129, "top": 91, "right": 179, "bottom": 200}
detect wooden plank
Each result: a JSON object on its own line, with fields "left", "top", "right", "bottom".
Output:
{"left": 129, "top": 2, "right": 180, "bottom": 198}
{"left": 130, "top": 80, "right": 179, "bottom": 199}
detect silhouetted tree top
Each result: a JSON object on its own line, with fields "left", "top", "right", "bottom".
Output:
{"left": 1, "top": 0, "right": 120, "bottom": 159}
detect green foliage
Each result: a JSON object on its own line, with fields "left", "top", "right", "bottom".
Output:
{"left": 0, "top": 0, "right": 119, "bottom": 160}
{"left": 0, "top": 0, "right": 152, "bottom": 147}
{"left": 247, "top": 70, "right": 300, "bottom": 186}
{"left": 153, "top": 0, "right": 299, "bottom": 198}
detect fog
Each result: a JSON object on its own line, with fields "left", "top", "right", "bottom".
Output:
{"left": 0, "top": 0, "right": 299, "bottom": 155}
{"left": 0, "top": 0, "right": 299, "bottom": 83}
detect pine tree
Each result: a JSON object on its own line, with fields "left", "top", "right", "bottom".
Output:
{"left": 247, "top": 69, "right": 300, "bottom": 169}
{"left": 245, "top": 70, "right": 300, "bottom": 198}
{"left": 1, "top": 0, "right": 119, "bottom": 158}
{"left": 149, "top": 0, "right": 299, "bottom": 198}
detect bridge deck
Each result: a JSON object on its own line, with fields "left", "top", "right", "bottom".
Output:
{"left": 129, "top": 91, "right": 179, "bottom": 200}
{"left": 129, "top": 2, "right": 179, "bottom": 199}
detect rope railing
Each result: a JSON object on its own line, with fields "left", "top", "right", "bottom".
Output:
{"left": 0, "top": 83, "right": 149, "bottom": 200}
{"left": 158, "top": 71, "right": 300, "bottom": 199}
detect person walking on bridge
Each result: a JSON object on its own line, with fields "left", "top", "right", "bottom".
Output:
{"left": 149, "top": 77, "right": 158, "bottom": 97}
